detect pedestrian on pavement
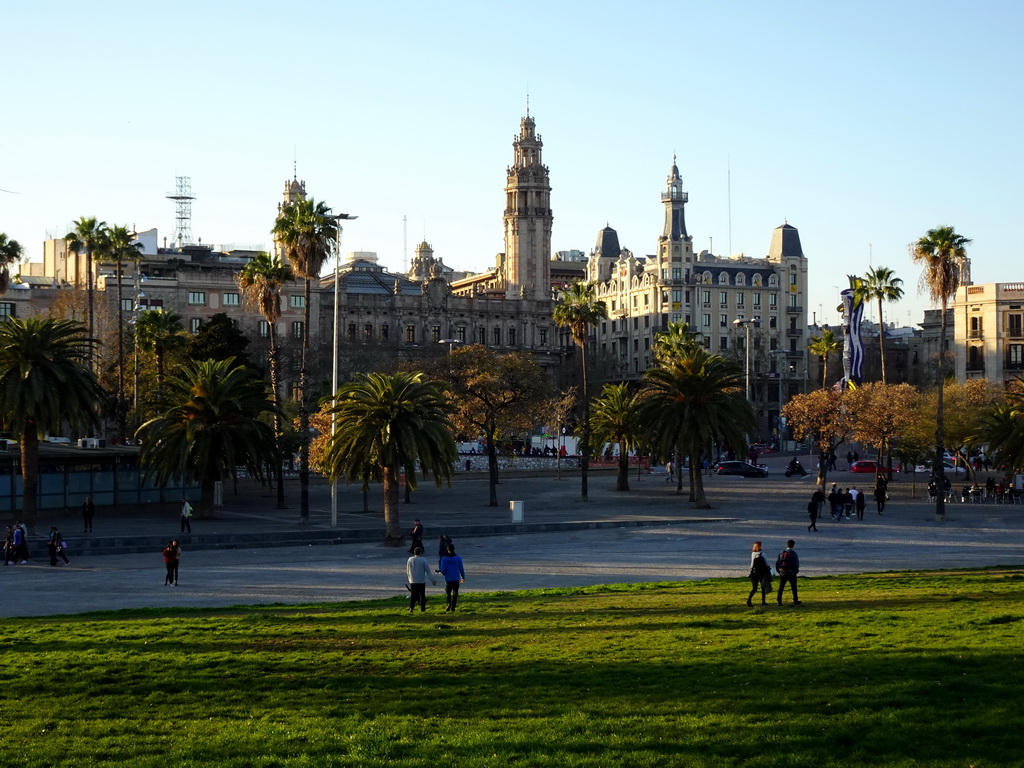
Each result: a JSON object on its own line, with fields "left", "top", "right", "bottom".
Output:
{"left": 47, "top": 526, "right": 70, "bottom": 566}
{"left": 843, "top": 488, "right": 854, "bottom": 518}
{"left": 3, "top": 526, "right": 15, "bottom": 565}
{"left": 162, "top": 539, "right": 181, "bottom": 586}
{"left": 807, "top": 498, "right": 819, "bottom": 531}
{"left": 874, "top": 480, "right": 887, "bottom": 515}
{"left": 811, "top": 487, "right": 825, "bottom": 519}
{"left": 437, "top": 543, "right": 467, "bottom": 612}
{"left": 664, "top": 460, "right": 674, "bottom": 483}
{"left": 82, "top": 496, "right": 95, "bottom": 533}
{"left": 405, "top": 546, "right": 436, "bottom": 613}
{"left": 180, "top": 498, "right": 193, "bottom": 533}
{"left": 437, "top": 534, "right": 452, "bottom": 570}
{"left": 13, "top": 521, "right": 29, "bottom": 563}
{"left": 846, "top": 450, "right": 854, "bottom": 470}
{"left": 746, "top": 541, "right": 772, "bottom": 606}
{"left": 408, "top": 518, "right": 424, "bottom": 554}
{"left": 775, "top": 540, "right": 801, "bottom": 605}
{"left": 827, "top": 485, "right": 841, "bottom": 520}
{"left": 855, "top": 488, "right": 866, "bottom": 520}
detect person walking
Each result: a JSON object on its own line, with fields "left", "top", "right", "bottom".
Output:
{"left": 408, "top": 519, "right": 424, "bottom": 555}
{"left": 842, "top": 488, "right": 854, "bottom": 519}
{"left": 874, "top": 480, "right": 887, "bottom": 515}
{"left": 405, "top": 546, "right": 436, "bottom": 613}
{"left": 746, "top": 541, "right": 772, "bottom": 606}
{"left": 807, "top": 497, "right": 819, "bottom": 532}
{"left": 162, "top": 540, "right": 181, "bottom": 586}
{"left": 180, "top": 498, "right": 193, "bottom": 533}
{"left": 82, "top": 496, "right": 95, "bottom": 533}
{"left": 855, "top": 487, "right": 866, "bottom": 520}
{"left": 13, "top": 521, "right": 28, "bottom": 564}
{"left": 3, "top": 526, "right": 15, "bottom": 565}
{"left": 775, "top": 540, "right": 801, "bottom": 605}
{"left": 437, "top": 543, "right": 467, "bottom": 612}
{"left": 827, "top": 485, "right": 840, "bottom": 521}
{"left": 437, "top": 534, "right": 453, "bottom": 570}
{"left": 47, "top": 526, "right": 70, "bottom": 566}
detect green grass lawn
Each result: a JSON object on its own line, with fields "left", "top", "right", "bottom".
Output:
{"left": 4, "top": 569, "right": 1024, "bottom": 767}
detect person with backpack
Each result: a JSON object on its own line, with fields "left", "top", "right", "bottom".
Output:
{"left": 775, "top": 540, "right": 801, "bottom": 605}
{"left": 746, "top": 541, "right": 772, "bottom": 607}
{"left": 180, "top": 498, "right": 193, "bottom": 533}
{"left": 47, "top": 526, "right": 70, "bottom": 566}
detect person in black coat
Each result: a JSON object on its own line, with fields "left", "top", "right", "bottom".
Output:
{"left": 408, "top": 519, "right": 424, "bottom": 555}
{"left": 746, "top": 541, "right": 773, "bottom": 606}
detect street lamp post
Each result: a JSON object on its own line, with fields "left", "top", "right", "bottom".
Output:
{"left": 323, "top": 212, "right": 358, "bottom": 528}
{"left": 733, "top": 317, "right": 760, "bottom": 402}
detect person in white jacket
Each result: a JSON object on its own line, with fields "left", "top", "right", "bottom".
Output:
{"left": 405, "top": 546, "right": 436, "bottom": 613}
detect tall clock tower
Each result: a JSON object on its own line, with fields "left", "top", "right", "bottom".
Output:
{"left": 503, "top": 113, "right": 552, "bottom": 301}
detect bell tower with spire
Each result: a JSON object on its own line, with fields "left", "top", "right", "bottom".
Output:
{"left": 656, "top": 156, "right": 693, "bottom": 273}
{"left": 502, "top": 110, "right": 552, "bottom": 301}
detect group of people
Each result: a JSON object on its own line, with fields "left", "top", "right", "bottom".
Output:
{"left": 747, "top": 540, "right": 801, "bottom": 606}
{"left": 3, "top": 522, "right": 73, "bottom": 567}
{"left": 806, "top": 478, "right": 888, "bottom": 531}
{"left": 406, "top": 519, "right": 466, "bottom": 613}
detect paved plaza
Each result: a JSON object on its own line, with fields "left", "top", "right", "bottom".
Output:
{"left": 1, "top": 455, "right": 1021, "bottom": 617}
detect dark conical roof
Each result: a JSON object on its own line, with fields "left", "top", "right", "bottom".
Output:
{"left": 768, "top": 222, "right": 804, "bottom": 259}
{"left": 593, "top": 226, "right": 621, "bottom": 259}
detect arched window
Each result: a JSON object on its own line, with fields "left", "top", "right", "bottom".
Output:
{"left": 735, "top": 273, "right": 746, "bottom": 286}
{"left": 768, "top": 274, "right": 779, "bottom": 287}
{"left": 718, "top": 272, "right": 729, "bottom": 285}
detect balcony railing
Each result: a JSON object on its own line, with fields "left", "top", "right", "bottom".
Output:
{"left": 786, "top": 328, "right": 803, "bottom": 337}
{"left": 785, "top": 305, "right": 803, "bottom": 314}
{"left": 967, "top": 330, "right": 984, "bottom": 339}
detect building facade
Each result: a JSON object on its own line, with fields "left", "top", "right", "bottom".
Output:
{"left": 954, "top": 283, "right": 1024, "bottom": 386}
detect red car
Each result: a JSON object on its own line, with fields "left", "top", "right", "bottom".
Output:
{"left": 849, "top": 460, "right": 879, "bottom": 474}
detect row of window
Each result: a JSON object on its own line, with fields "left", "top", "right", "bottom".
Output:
{"left": 186, "top": 292, "right": 305, "bottom": 308}
{"left": 697, "top": 271, "right": 782, "bottom": 287}
{"left": 345, "top": 323, "right": 550, "bottom": 347}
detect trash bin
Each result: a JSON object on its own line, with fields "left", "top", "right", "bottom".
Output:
{"left": 510, "top": 500, "right": 525, "bottom": 523}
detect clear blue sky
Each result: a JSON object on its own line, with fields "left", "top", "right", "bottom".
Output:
{"left": 4, "top": 1, "right": 1021, "bottom": 327}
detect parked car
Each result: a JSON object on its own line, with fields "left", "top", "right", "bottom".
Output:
{"left": 714, "top": 461, "right": 768, "bottom": 478}
{"left": 913, "top": 460, "right": 968, "bottom": 476}
{"left": 849, "top": 460, "right": 879, "bottom": 474}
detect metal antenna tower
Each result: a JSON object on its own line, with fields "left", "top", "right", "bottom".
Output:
{"left": 166, "top": 176, "right": 196, "bottom": 246}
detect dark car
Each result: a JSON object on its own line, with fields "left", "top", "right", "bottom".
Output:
{"left": 715, "top": 461, "right": 768, "bottom": 478}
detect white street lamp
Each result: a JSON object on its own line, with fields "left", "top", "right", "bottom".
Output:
{"left": 733, "top": 317, "right": 760, "bottom": 402}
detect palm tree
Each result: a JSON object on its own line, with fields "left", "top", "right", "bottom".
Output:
{"left": 978, "top": 392, "right": 1024, "bottom": 479}
{"left": 911, "top": 225, "right": 972, "bottom": 520}
{"left": 135, "top": 309, "right": 187, "bottom": 406}
{"left": 653, "top": 320, "right": 704, "bottom": 364}
{"left": 0, "top": 318, "right": 103, "bottom": 528}
{"left": 64, "top": 217, "right": 108, "bottom": 343}
{"left": 553, "top": 281, "right": 608, "bottom": 500}
{"left": 640, "top": 348, "right": 755, "bottom": 508}
{"left": 0, "top": 233, "right": 24, "bottom": 294}
{"left": 855, "top": 266, "right": 905, "bottom": 384}
{"left": 808, "top": 328, "right": 842, "bottom": 389}
{"left": 136, "top": 358, "right": 277, "bottom": 518}
{"left": 590, "top": 383, "right": 641, "bottom": 492}
{"left": 238, "top": 252, "right": 295, "bottom": 509}
{"left": 322, "top": 371, "right": 457, "bottom": 543}
{"left": 272, "top": 199, "right": 338, "bottom": 522}
{"left": 100, "top": 225, "right": 143, "bottom": 440}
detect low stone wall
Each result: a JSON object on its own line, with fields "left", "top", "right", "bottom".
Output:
{"left": 456, "top": 455, "right": 580, "bottom": 473}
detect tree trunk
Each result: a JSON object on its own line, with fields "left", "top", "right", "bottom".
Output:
{"left": 199, "top": 476, "right": 216, "bottom": 519}
{"left": 877, "top": 296, "right": 887, "bottom": 385}
{"left": 690, "top": 451, "right": 710, "bottom": 508}
{"left": 487, "top": 426, "right": 499, "bottom": 507}
{"left": 87, "top": 252, "right": 95, "bottom": 352}
{"left": 268, "top": 326, "right": 286, "bottom": 509}
{"left": 822, "top": 354, "right": 828, "bottom": 389}
{"left": 298, "top": 278, "right": 312, "bottom": 522}
{"left": 20, "top": 428, "right": 39, "bottom": 532}
{"left": 383, "top": 465, "right": 402, "bottom": 542}
{"left": 616, "top": 444, "right": 629, "bottom": 492}
{"left": 580, "top": 345, "right": 590, "bottom": 501}
{"left": 116, "top": 258, "right": 126, "bottom": 441}
{"left": 934, "top": 301, "right": 948, "bottom": 520}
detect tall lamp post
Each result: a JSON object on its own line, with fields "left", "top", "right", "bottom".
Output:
{"left": 732, "top": 317, "right": 760, "bottom": 402}
{"left": 323, "top": 212, "right": 358, "bottom": 528}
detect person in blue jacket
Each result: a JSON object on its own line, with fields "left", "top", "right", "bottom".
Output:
{"left": 436, "top": 543, "right": 466, "bottom": 612}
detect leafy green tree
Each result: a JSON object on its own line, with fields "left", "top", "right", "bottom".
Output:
{"left": 238, "top": 252, "right": 295, "bottom": 509}
{"left": 639, "top": 348, "right": 755, "bottom": 508}
{"left": 272, "top": 198, "right": 337, "bottom": 522}
{"left": 911, "top": 225, "right": 972, "bottom": 519}
{"left": 322, "top": 371, "right": 456, "bottom": 543}
{"left": 64, "top": 217, "right": 108, "bottom": 343}
{"left": 136, "top": 309, "right": 187, "bottom": 404}
{"left": 0, "top": 232, "right": 24, "bottom": 294}
{"left": 185, "top": 313, "right": 255, "bottom": 370}
{"left": 136, "top": 358, "right": 277, "bottom": 518}
{"left": 553, "top": 281, "right": 608, "bottom": 501}
{"left": 590, "top": 383, "right": 642, "bottom": 492}
{"left": 855, "top": 266, "right": 904, "bottom": 384}
{"left": 977, "top": 383, "right": 1024, "bottom": 480}
{"left": 808, "top": 328, "right": 842, "bottom": 389}
{"left": 436, "top": 346, "right": 552, "bottom": 507}
{"left": 0, "top": 318, "right": 103, "bottom": 527}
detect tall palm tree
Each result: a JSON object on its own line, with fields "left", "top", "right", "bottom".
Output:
{"left": 808, "top": 328, "right": 842, "bottom": 389}
{"left": 64, "top": 217, "right": 108, "bottom": 344}
{"left": 911, "top": 225, "right": 972, "bottom": 520}
{"left": 590, "top": 383, "right": 641, "bottom": 492}
{"left": 639, "top": 348, "right": 755, "bottom": 508}
{"left": 653, "top": 320, "right": 704, "bottom": 364}
{"left": 0, "top": 233, "right": 24, "bottom": 294}
{"left": 136, "top": 309, "right": 187, "bottom": 405}
{"left": 553, "top": 280, "right": 608, "bottom": 500}
{"left": 0, "top": 318, "right": 103, "bottom": 528}
{"left": 100, "top": 225, "right": 143, "bottom": 440}
{"left": 855, "top": 266, "right": 905, "bottom": 384}
{"left": 272, "top": 199, "right": 337, "bottom": 522}
{"left": 322, "top": 371, "right": 457, "bottom": 543}
{"left": 238, "top": 252, "right": 295, "bottom": 509}
{"left": 136, "top": 358, "right": 277, "bottom": 518}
